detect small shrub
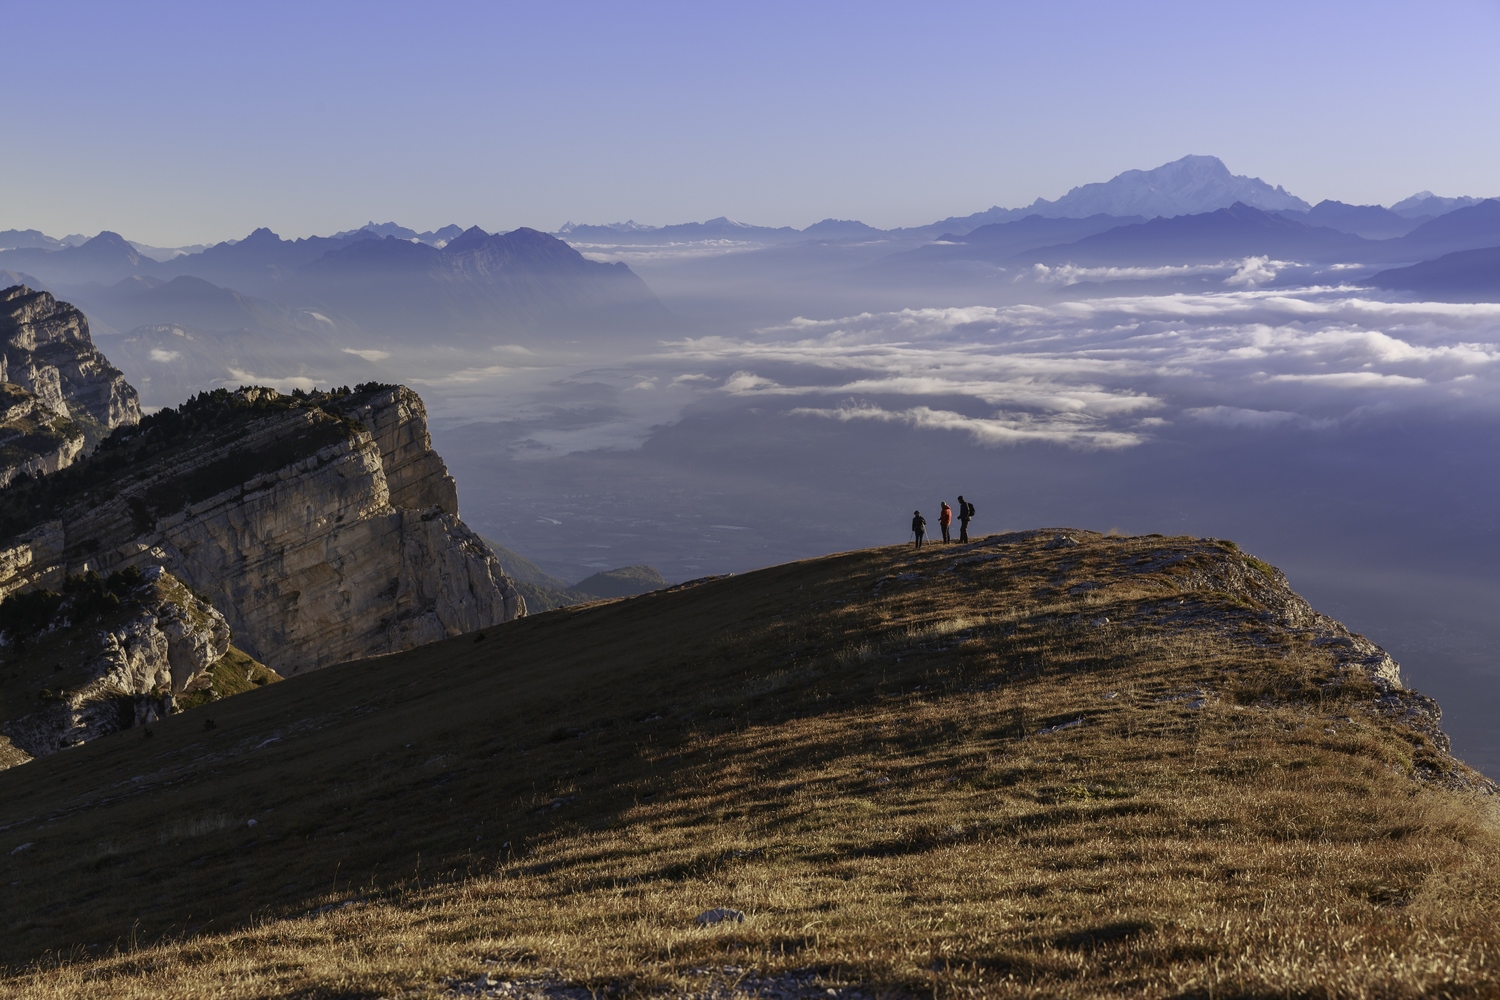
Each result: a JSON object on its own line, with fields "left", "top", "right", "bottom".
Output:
{"left": 1245, "top": 556, "right": 1276, "bottom": 580}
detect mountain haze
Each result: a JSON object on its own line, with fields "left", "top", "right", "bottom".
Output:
{"left": 878, "top": 214, "right": 1150, "bottom": 273}
{"left": 0, "top": 232, "right": 157, "bottom": 286}
{"left": 1390, "top": 191, "right": 1492, "bottom": 218}
{"left": 1369, "top": 246, "right": 1500, "bottom": 300}
{"left": 1393, "top": 199, "right": 1500, "bottom": 259}
{"left": 0, "top": 230, "right": 69, "bottom": 252}
{"left": 558, "top": 216, "right": 803, "bottom": 245}
{"left": 1014, "top": 154, "right": 1312, "bottom": 219}
{"left": 291, "top": 226, "right": 669, "bottom": 339}
{"left": 1020, "top": 202, "right": 1370, "bottom": 265}
{"left": 910, "top": 155, "right": 1311, "bottom": 238}
{"left": 1280, "top": 200, "right": 1421, "bottom": 240}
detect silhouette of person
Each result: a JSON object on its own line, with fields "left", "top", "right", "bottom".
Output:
{"left": 911, "top": 510, "right": 927, "bottom": 549}
{"left": 957, "top": 495, "right": 973, "bottom": 543}
{"left": 938, "top": 501, "right": 953, "bottom": 543}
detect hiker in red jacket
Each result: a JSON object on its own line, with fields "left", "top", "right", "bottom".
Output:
{"left": 938, "top": 501, "right": 953, "bottom": 543}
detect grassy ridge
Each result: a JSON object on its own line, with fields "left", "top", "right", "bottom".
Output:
{"left": 1, "top": 530, "right": 1497, "bottom": 998}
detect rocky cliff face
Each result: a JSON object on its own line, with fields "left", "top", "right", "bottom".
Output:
{"left": 0, "top": 566, "right": 237, "bottom": 762}
{"left": 0, "top": 384, "right": 523, "bottom": 675}
{"left": 334, "top": 384, "right": 460, "bottom": 512}
{"left": 0, "top": 285, "right": 141, "bottom": 486}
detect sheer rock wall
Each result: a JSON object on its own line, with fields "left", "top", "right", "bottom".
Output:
{"left": 0, "top": 386, "right": 523, "bottom": 675}
{"left": 0, "top": 285, "right": 140, "bottom": 486}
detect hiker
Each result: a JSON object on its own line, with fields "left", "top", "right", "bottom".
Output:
{"left": 957, "top": 495, "right": 974, "bottom": 543}
{"left": 911, "top": 510, "right": 927, "bottom": 549}
{"left": 938, "top": 501, "right": 953, "bottom": 543}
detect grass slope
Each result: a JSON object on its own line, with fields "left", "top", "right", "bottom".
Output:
{"left": 2, "top": 530, "right": 1498, "bottom": 998}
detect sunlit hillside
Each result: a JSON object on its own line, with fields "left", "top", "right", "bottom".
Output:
{"left": 2, "top": 530, "right": 1496, "bottom": 999}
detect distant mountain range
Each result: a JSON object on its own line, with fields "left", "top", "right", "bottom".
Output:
{"left": 290, "top": 226, "right": 666, "bottom": 338}
{"left": 1021, "top": 203, "right": 1374, "bottom": 266}
{"left": 0, "top": 222, "right": 671, "bottom": 408}
{"left": 6, "top": 153, "right": 1500, "bottom": 360}
{"left": 74, "top": 274, "right": 305, "bottom": 334}
{"left": 0, "top": 229, "right": 75, "bottom": 252}
{"left": 0, "top": 225, "right": 667, "bottom": 342}
{"left": 1369, "top": 245, "right": 1500, "bottom": 300}
{"left": 9, "top": 155, "right": 1497, "bottom": 260}
{"left": 1389, "top": 191, "right": 1490, "bottom": 219}
{"left": 1276, "top": 201, "right": 1419, "bottom": 240}
{"left": 558, "top": 216, "right": 805, "bottom": 245}
{"left": 565, "top": 155, "right": 1309, "bottom": 243}
{"left": 330, "top": 221, "right": 466, "bottom": 246}
{"left": 550, "top": 156, "right": 1496, "bottom": 249}
{"left": 866, "top": 198, "right": 1500, "bottom": 281}
{"left": 958, "top": 154, "right": 1310, "bottom": 224}
{"left": 562, "top": 183, "right": 1500, "bottom": 303}
{"left": 921, "top": 214, "right": 1150, "bottom": 261}
{"left": 0, "top": 229, "right": 207, "bottom": 261}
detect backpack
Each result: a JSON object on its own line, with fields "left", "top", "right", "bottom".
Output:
{"left": 965, "top": 501, "right": 976, "bottom": 519}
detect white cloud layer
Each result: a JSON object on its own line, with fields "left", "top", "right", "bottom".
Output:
{"left": 657, "top": 287, "right": 1500, "bottom": 448}
{"left": 412, "top": 286, "right": 1500, "bottom": 454}
{"left": 789, "top": 403, "right": 1145, "bottom": 448}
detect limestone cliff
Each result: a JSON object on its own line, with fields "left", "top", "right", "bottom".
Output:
{"left": 333, "top": 384, "right": 459, "bottom": 512}
{"left": 0, "top": 384, "right": 523, "bottom": 674}
{"left": 0, "top": 285, "right": 141, "bottom": 485}
{"left": 0, "top": 566, "right": 255, "bottom": 763}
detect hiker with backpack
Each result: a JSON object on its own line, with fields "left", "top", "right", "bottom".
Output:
{"left": 911, "top": 510, "right": 927, "bottom": 549}
{"left": 938, "top": 501, "right": 953, "bottom": 543}
{"left": 957, "top": 495, "right": 975, "bottom": 542}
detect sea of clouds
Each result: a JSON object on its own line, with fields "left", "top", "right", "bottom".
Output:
{"left": 413, "top": 283, "right": 1500, "bottom": 457}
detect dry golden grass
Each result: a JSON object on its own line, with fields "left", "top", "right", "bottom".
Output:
{"left": 2, "top": 530, "right": 1498, "bottom": 998}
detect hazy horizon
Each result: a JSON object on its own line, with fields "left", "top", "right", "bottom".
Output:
{"left": 6, "top": 2, "right": 1500, "bottom": 244}
{"left": 5, "top": 157, "right": 1497, "bottom": 252}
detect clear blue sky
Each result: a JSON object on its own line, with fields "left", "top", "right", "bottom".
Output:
{"left": 3, "top": 0, "right": 1499, "bottom": 244}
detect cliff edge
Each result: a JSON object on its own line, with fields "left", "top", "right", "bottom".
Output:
{"left": 0, "top": 383, "right": 524, "bottom": 674}
{"left": 0, "top": 285, "right": 140, "bottom": 485}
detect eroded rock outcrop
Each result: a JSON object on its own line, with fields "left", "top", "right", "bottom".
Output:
{"left": 989, "top": 529, "right": 1484, "bottom": 791}
{"left": 0, "top": 285, "right": 140, "bottom": 485}
{"left": 0, "top": 384, "right": 523, "bottom": 674}
{"left": 1116, "top": 536, "right": 1405, "bottom": 689}
{"left": 0, "top": 566, "right": 239, "bottom": 761}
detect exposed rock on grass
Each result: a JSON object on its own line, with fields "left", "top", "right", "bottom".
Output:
{"left": 0, "top": 565, "right": 271, "bottom": 763}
